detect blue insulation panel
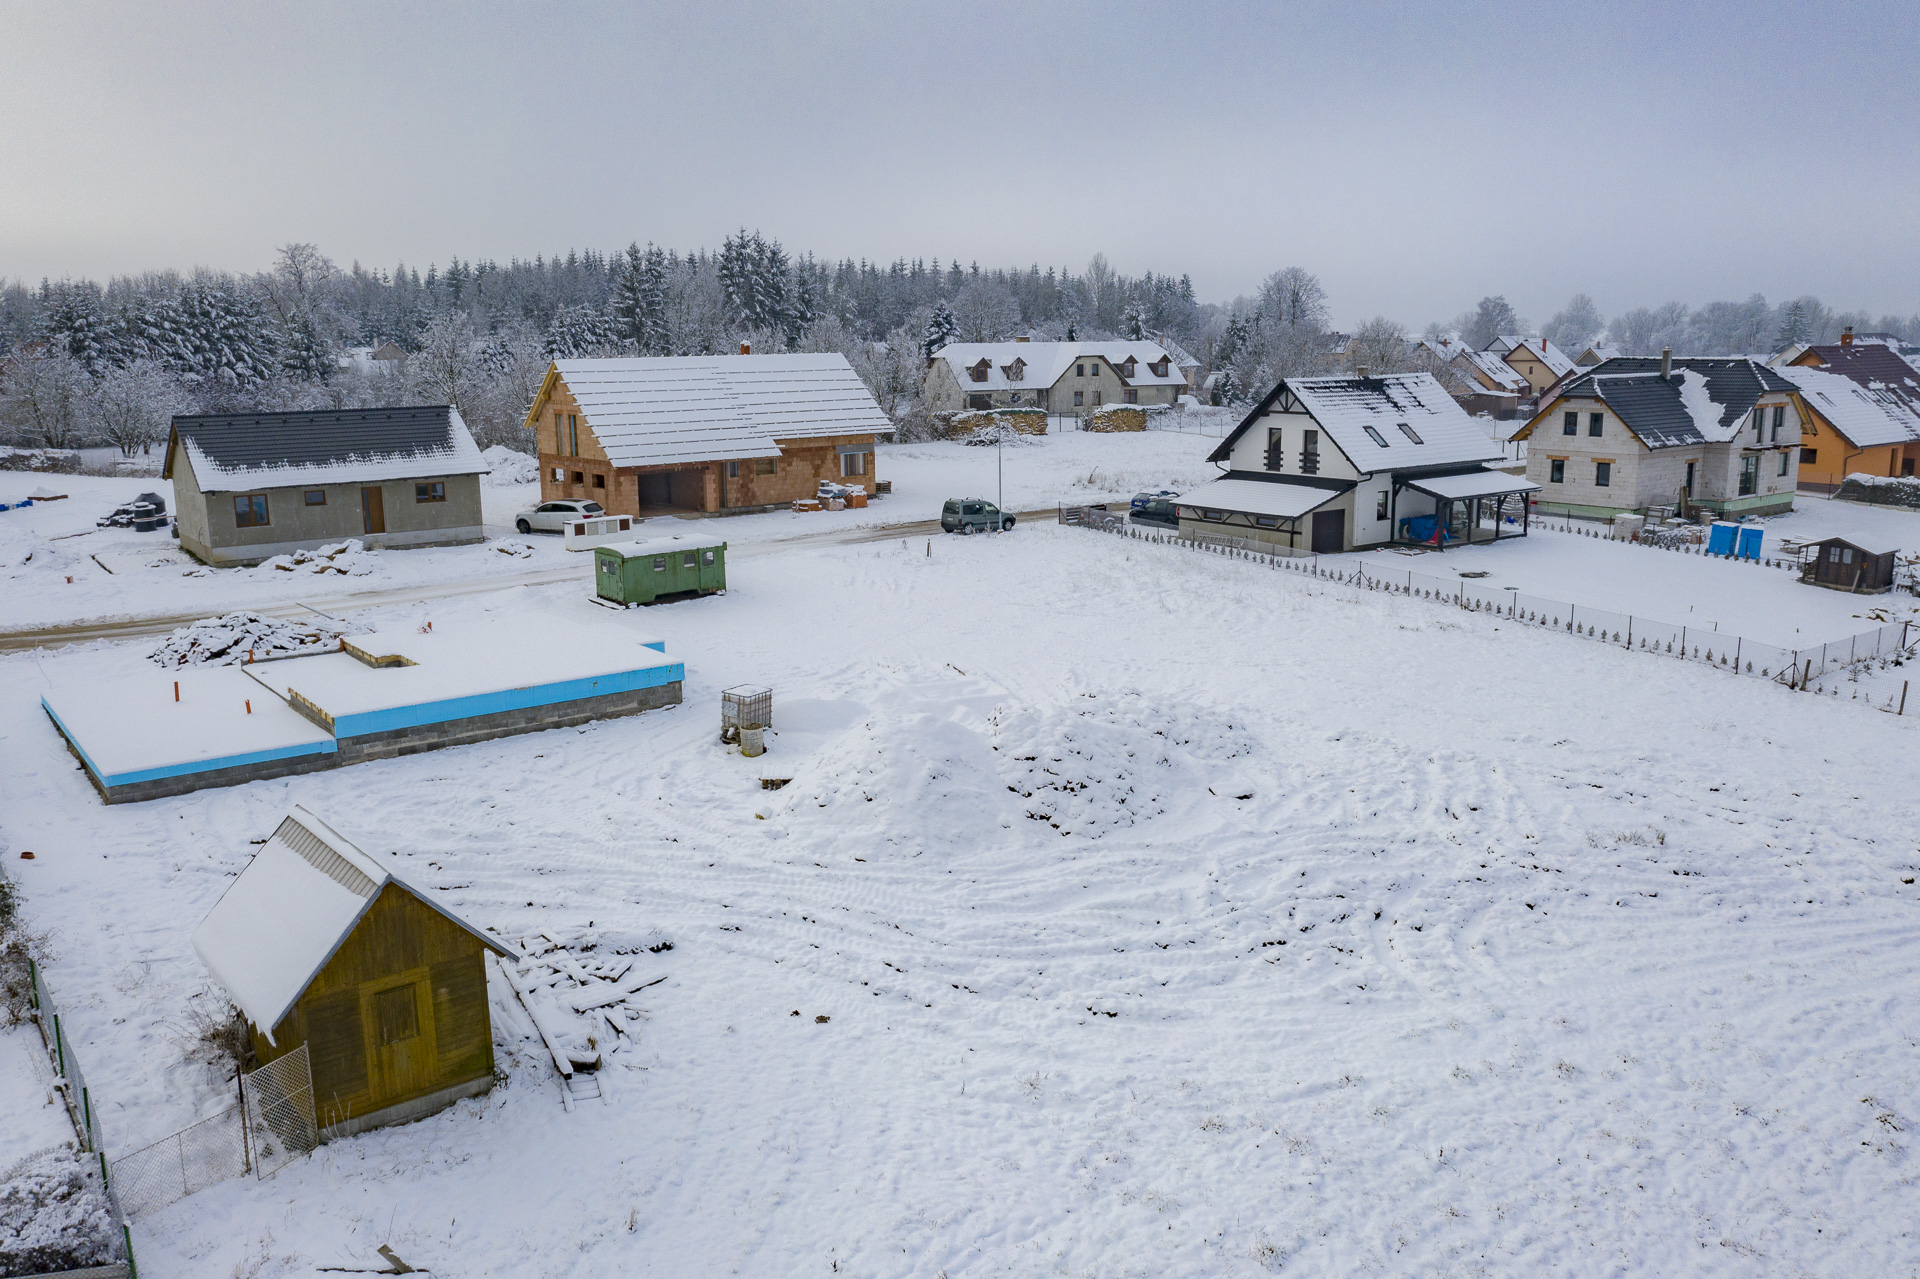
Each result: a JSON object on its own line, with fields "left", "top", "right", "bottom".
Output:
{"left": 42, "top": 696, "right": 337, "bottom": 788}
{"left": 330, "top": 661, "right": 685, "bottom": 740}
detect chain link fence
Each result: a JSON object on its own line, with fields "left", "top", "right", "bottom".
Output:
{"left": 109, "top": 1104, "right": 249, "bottom": 1221}
{"left": 1066, "top": 519, "right": 1914, "bottom": 688}
{"left": 242, "top": 1045, "right": 319, "bottom": 1180}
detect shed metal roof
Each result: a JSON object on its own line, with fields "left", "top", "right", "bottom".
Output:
{"left": 166, "top": 405, "right": 486, "bottom": 493}
{"left": 1174, "top": 475, "right": 1351, "bottom": 520}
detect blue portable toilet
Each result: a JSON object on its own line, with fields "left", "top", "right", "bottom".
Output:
{"left": 1736, "top": 525, "right": 1763, "bottom": 560}
{"left": 1707, "top": 521, "right": 1739, "bottom": 556}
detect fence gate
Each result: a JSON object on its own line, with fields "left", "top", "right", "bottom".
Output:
{"left": 242, "top": 1043, "right": 320, "bottom": 1179}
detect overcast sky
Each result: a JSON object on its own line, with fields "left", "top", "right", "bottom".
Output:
{"left": 3, "top": 0, "right": 1916, "bottom": 329}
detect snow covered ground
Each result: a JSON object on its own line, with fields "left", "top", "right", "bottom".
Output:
{"left": 3, "top": 518, "right": 1918, "bottom": 1277}
{"left": 0, "top": 1024, "right": 72, "bottom": 1168}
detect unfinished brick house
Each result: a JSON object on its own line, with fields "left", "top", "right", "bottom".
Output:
{"left": 525, "top": 353, "right": 893, "bottom": 516}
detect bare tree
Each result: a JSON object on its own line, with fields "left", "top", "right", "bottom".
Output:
{"left": 0, "top": 348, "right": 90, "bottom": 448}
{"left": 950, "top": 278, "right": 1021, "bottom": 342}
{"left": 1349, "top": 316, "right": 1411, "bottom": 374}
{"left": 86, "top": 361, "right": 190, "bottom": 456}
{"left": 1256, "top": 268, "right": 1329, "bottom": 330}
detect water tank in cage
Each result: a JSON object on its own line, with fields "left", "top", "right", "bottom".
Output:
{"left": 721, "top": 685, "right": 772, "bottom": 744}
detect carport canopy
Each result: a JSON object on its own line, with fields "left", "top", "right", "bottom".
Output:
{"left": 1401, "top": 469, "right": 1540, "bottom": 502}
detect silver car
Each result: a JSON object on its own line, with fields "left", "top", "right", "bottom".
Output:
{"left": 515, "top": 499, "right": 604, "bottom": 534}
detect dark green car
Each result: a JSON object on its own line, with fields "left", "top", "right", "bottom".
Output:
{"left": 941, "top": 498, "right": 1015, "bottom": 534}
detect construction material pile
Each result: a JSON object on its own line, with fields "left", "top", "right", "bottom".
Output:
{"left": 148, "top": 611, "right": 338, "bottom": 668}
{"left": 496, "top": 930, "right": 668, "bottom": 1107}
{"left": 255, "top": 539, "right": 377, "bottom": 575}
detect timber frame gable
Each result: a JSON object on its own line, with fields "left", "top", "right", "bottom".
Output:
{"left": 1206, "top": 382, "right": 1363, "bottom": 474}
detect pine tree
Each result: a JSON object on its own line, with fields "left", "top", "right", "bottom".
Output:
{"left": 610, "top": 242, "right": 650, "bottom": 353}
{"left": 544, "top": 304, "right": 619, "bottom": 358}
{"left": 37, "top": 281, "right": 112, "bottom": 375}
{"left": 1121, "top": 302, "right": 1147, "bottom": 341}
{"left": 923, "top": 301, "right": 957, "bottom": 357}
{"left": 1777, "top": 299, "right": 1809, "bottom": 347}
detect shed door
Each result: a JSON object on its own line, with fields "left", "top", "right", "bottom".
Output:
{"left": 361, "top": 487, "right": 386, "bottom": 535}
{"left": 1311, "top": 509, "right": 1345, "bottom": 554}
{"left": 363, "top": 973, "right": 436, "bottom": 1102}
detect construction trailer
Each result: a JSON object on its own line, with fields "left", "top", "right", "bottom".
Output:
{"left": 594, "top": 537, "right": 727, "bottom": 605}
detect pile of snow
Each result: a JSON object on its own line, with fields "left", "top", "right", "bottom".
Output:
{"left": 492, "top": 539, "right": 535, "bottom": 558}
{"left": 483, "top": 446, "right": 539, "bottom": 486}
{"left": 148, "top": 611, "right": 338, "bottom": 667}
{"left": 0, "top": 1146, "right": 118, "bottom": 1276}
{"left": 255, "top": 539, "right": 377, "bottom": 576}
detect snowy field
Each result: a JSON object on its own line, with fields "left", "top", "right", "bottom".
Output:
{"left": 3, "top": 518, "right": 1918, "bottom": 1277}
{"left": 0, "top": 431, "right": 1212, "bottom": 633}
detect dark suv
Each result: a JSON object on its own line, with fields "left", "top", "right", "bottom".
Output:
{"left": 1130, "top": 496, "right": 1178, "bottom": 528}
{"left": 941, "top": 498, "right": 1014, "bottom": 534}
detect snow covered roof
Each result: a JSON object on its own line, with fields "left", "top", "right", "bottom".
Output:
{"left": 1503, "top": 338, "right": 1576, "bottom": 379}
{"left": 1211, "top": 373, "right": 1505, "bottom": 473}
{"left": 930, "top": 342, "right": 1187, "bottom": 393}
{"left": 192, "top": 806, "right": 511, "bottom": 1036}
{"left": 1456, "top": 349, "right": 1529, "bottom": 394}
{"left": 1540, "top": 357, "right": 1797, "bottom": 449}
{"left": 1403, "top": 469, "right": 1541, "bottom": 501}
{"left": 1576, "top": 345, "right": 1623, "bottom": 366}
{"left": 1486, "top": 335, "right": 1523, "bottom": 354}
{"left": 1174, "top": 476, "right": 1350, "bottom": 520}
{"left": 544, "top": 354, "right": 892, "bottom": 469}
{"left": 166, "top": 406, "right": 486, "bottom": 493}
{"left": 1784, "top": 364, "right": 1920, "bottom": 448}
{"left": 601, "top": 535, "right": 727, "bottom": 559}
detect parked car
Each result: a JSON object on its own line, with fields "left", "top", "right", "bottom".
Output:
{"left": 1130, "top": 489, "right": 1178, "bottom": 511}
{"left": 940, "top": 498, "right": 1015, "bottom": 534}
{"left": 515, "top": 499, "right": 605, "bottom": 534}
{"left": 1130, "top": 496, "right": 1178, "bottom": 528}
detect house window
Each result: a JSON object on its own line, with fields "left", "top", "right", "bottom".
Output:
{"left": 1563, "top": 411, "right": 1578, "bottom": 436}
{"left": 1739, "top": 454, "right": 1758, "bottom": 496}
{"left": 303, "top": 490, "right": 326, "bottom": 506}
{"left": 551, "top": 467, "right": 564, "bottom": 483}
{"left": 1778, "top": 451, "right": 1790, "bottom": 476}
{"left": 1092, "top": 390, "right": 1103, "bottom": 406}
{"left": 1076, "top": 364, "right": 1085, "bottom": 377}
{"left": 1123, "top": 388, "right": 1138, "bottom": 404}
{"left": 1549, "top": 458, "right": 1566, "bottom": 483}
{"left": 1588, "top": 412, "right": 1603, "bottom": 437}
{"left": 555, "top": 413, "right": 566, "bottom": 453}
{"left": 1202, "top": 509, "right": 1225, "bottom": 522}
{"left": 233, "top": 494, "right": 270, "bottom": 527}
{"left": 841, "top": 451, "right": 867, "bottom": 477}
{"left": 1088, "top": 364, "right": 1099, "bottom": 378}
{"left": 726, "top": 460, "right": 739, "bottom": 478}
{"left": 374, "top": 985, "right": 419, "bottom": 1046}
{"left": 569, "top": 414, "right": 578, "bottom": 456}
{"left": 1398, "top": 423, "right": 1424, "bottom": 444}
{"left": 1266, "top": 427, "right": 1284, "bottom": 470}
{"left": 1801, "top": 447, "right": 1817, "bottom": 464}
{"left": 1771, "top": 405, "right": 1785, "bottom": 442}
{"left": 756, "top": 457, "right": 777, "bottom": 476}
{"left": 1754, "top": 411, "right": 1764, "bottom": 443}
{"left": 1362, "top": 425, "right": 1389, "bottom": 447}
{"left": 415, "top": 482, "right": 446, "bottom": 502}
{"left": 969, "top": 362, "right": 989, "bottom": 383}
{"left": 1594, "top": 461, "right": 1611, "bottom": 487}
{"left": 591, "top": 474, "right": 606, "bottom": 489}
{"left": 1253, "top": 515, "right": 1279, "bottom": 529}
{"left": 1300, "top": 429, "right": 1320, "bottom": 475}
{"left": 967, "top": 394, "right": 992, "bottom": 410}
{"left": 1375, "top": 490, "right": 1389, "bottom": 520}
{"left": 571, "top": 471, "right": 585, "bottom": 485}
{"left": 1073, "top": 391, "right": 1084, "bottom": 406}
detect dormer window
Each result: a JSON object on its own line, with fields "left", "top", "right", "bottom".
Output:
{"left": 1149, "top": 358, "right": 1169, "bottom": 377}
{"left": 1001, "top": 358, "right": 1025, "bottom": 382}
{"left": 1363, "top": 425, "right": 1389, "bottom": 447}
{"left": 1398, "top": 423, "right": 1424, "bottom": 444}
{"left": 1119, "top": 358, "right": 1137, "bottom": 379}
{"left": 968, "top": 360, "right": 991, "bottom": 383}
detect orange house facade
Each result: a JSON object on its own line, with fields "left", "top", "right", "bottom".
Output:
{"left": 1785, "top": 339, "right": 1920, "bottom": 494}
{"left": 526, "top": 353, "right": 892, "bottom": 516}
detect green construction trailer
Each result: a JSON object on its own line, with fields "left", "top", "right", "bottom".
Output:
{"left": 593, "top": 537, "right": 727, "bottom": 605}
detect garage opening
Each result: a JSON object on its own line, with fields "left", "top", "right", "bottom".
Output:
{"left": 636, "top": 469, "right": 707, "bottom": 513}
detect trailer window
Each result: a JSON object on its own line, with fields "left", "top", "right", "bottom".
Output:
{"left": 683, "top": 552, "right": 696, "bottom": 569}
{"left": 653, "top": 556, "right": 668, "bottom": 572}
{"left": 702, "top": 550, "right": 716, "bottom": 565}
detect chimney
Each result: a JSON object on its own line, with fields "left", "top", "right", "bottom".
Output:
{"left": 1841, "top": 326, "right": 1854, "bottom": 347}
{"left": 740, "top": 341, "right": 751, "bottom": 355}
{"left": 1014, "top": 336, "right": 1030, "bottom": 343}
{"left": 1357, "top": 364, "right": 1369, "bottom": 379}
{"left": 1660, "top": 346, "right": 1672, "bottom": 379}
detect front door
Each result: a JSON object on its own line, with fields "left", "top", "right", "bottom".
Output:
{"left": 364, "top": 973, "right": 436, "bottom": 1103}
{"left": 361, "top": 487, "right": 385, "bottom": 535}
{"left": 1311, "top": 508, "right": 1345, "bottom": 554}
{"left": 1684, "top": 461, "right": 1695, "bottom": 495}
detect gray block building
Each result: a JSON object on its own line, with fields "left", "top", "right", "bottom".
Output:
{"left": 164, "top": 405, "right": 488, "bottom": 565}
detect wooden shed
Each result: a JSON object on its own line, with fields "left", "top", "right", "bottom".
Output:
{"left": 192, "top": 806, "right": 513, "bottom": 1138}
{"left": 1803, "top": 535, "right": 1898, "bottom": 594}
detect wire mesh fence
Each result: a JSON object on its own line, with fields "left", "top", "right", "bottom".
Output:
{"left": 109, "top": 1104, "right": 249, "bottom": 1221}
{"left": 1064, "top": 518, "right": 1915, "bottom": 689}
{"left": 242, "top": 1045, "right": 319, "bottom": 1179}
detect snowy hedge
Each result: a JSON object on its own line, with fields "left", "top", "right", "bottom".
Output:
{"left": 1837, "top": 473, "right": 1920, "bottom": 508}
{"left": 0, "top": 1146, "right": 118, "bottom": 1277}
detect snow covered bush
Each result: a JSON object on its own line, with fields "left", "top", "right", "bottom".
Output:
{"left": 482, "top": 445, "right": 539, "bottom": 486}
{"left": 0, "top": 1146, "right": 118, "bottom": 1277}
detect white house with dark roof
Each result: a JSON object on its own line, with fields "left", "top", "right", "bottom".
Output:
{"left": 1514, "top": 354, "right": 1801, "bottom": 517}
{"left": 164, "top": 405, "right": 488, "bottom": 565}
{"left": 1184, "top": 372, "right": 1538, "bottom": 553}
{"left": 525, "top": 353, "right": 893, "bottom": 515}
{"left": 923, "top": 341, "right": 1189, "bottom": 417}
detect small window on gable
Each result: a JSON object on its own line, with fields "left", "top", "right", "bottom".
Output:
{"left": 1398, "top": 423, "right": 1424, "bottom": 444}
{"left": 1363, "top": 425, "right": 1389, "bottom": 447}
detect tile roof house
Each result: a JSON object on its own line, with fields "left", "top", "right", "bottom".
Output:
{"left": 923, "top": 341, "right": 1189, "bottom": 418}
{"left": 1515, "top": 353, "right": 1801, "bottom": 517}
{"left": 1499, "top": 338, "right": 1577, "bottom": 399}
{"left": 163, "top": 405, "right": 488, "bottom": 566}
{"left": 1575, "top": 345, "right": 1624, "bottom": 367}
{"left": 1186, "top": 372, "right": 1537, "bottom": 553}
{"left": 525, "top": 353, "right": 893, "bottom": 515}
{"left": 1785, "top": 336, "right": 1920, "bottom": 491}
